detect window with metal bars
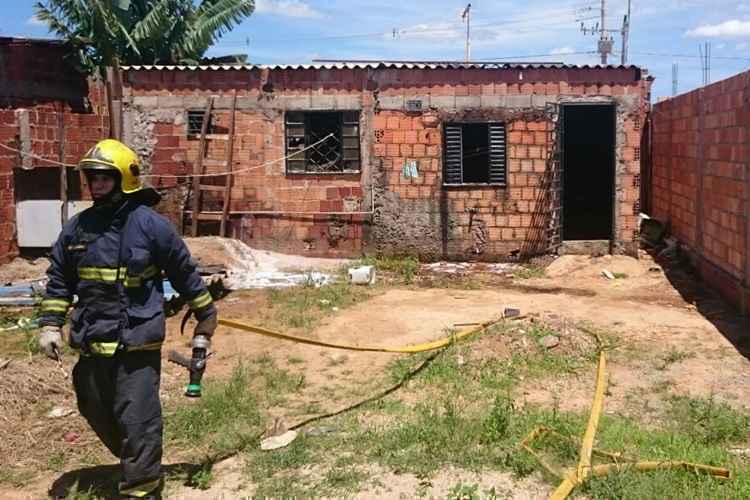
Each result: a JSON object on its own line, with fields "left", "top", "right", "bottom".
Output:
{"left": 187, "top": 110, "right": 215, "bottom": 137}
{"left": 285, "top": 111, "right": 361, "bottom": 174}
{"left": 443, "top": 122, "right": 507, "bottom": 186}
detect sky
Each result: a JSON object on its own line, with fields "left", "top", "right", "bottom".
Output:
{"left": 5, "top": 0, "right": 750, "bottom": 100}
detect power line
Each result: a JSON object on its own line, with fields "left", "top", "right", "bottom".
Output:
{"left": 215, "top": 4, "right": 600, "bottom": 45}
{"left": 630, "top": 51, "right": 750, "bottom": 61}
{"left": 482, "top": 51, "right": 597, "bottom": 60}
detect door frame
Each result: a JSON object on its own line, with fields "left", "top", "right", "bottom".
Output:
{"left": 559, "top": 101, "right": 618, "bottom": 250}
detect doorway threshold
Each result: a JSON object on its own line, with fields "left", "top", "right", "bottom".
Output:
{"left": 562, "top": 240, "right": 611, "bottom": 255}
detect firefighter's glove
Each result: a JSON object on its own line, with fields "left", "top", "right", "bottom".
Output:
{"left": 194, "top": 313, "right": 217, "bottom": 338}
{"left": 39, "top": 326, "right": 63, "bottom": 359}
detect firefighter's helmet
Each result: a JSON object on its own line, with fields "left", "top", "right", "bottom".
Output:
{"left": 78, "top": 139, "right": 142, "bottom": 194}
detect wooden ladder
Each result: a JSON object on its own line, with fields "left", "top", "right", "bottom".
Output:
{"left": 190, "top": 91, "right": 237, "bottom": 237}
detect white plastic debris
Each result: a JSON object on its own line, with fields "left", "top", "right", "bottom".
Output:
{"left": 602, "top": 269, "right": 615, "bottom": 280}
{"left": 348, "top": 265, "right": 376, "bottom": 285}
{"left": 47, "top": 407, "right": 75, "bottom": 418}
{"left": 260, "top": 430, "right": 298, "bottom": 451}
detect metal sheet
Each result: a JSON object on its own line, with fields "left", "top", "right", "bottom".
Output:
{"left": 16, "top": 200, "right": 93, "bottom": 247}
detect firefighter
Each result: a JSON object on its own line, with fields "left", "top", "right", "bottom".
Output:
{"left": 37, "top": 139, "right": 217, "bottom": 499}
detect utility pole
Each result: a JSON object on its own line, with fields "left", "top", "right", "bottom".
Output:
{"left": 581, "top": 0, "right": 615, "bottom": 64}
{"left": 597, "top": 0, "right": 613, "bottom": 64}
{"left": 462, "top": 3, "right": 471, "bottom": 62}
{"left": 672, "top": 63, "right": 678, "bottom": 96}
{"left": 620, "top": 0, "right": 631, "bottom": 65}
{"left": 699, "top": 42, "right": 711, "bottom": 86}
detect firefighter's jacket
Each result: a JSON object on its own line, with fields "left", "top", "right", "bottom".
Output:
{"left": 38, "top": 199, "right": 215, "bottom": 355}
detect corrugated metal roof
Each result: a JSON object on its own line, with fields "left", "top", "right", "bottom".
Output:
{"left": 121, "top": 62, "right": 644, "bottom": 71}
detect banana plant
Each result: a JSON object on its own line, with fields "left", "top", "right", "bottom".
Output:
{"left": 34, "top": 0, "right": 254, "bottom": 74}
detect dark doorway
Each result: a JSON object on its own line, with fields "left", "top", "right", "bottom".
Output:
{"left": 562, "top": 104, "right": 615, "bottom": 240}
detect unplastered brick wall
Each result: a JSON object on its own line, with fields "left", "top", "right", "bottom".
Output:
{"left": 122, "top": 66, "right": 650, "bottom": 259}
{"left": 0, "top": 103, "right": 106, "bottom": 263}
{"left": 123, "top": 70, "right": 367, "bottom": 257}
{"left": 651, "top": 70, "right": 750, "bottom": 313}
{"left": 371, "top": 82, "right": 649, "bottom": 259}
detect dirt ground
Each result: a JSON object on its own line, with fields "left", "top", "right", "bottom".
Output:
{"left": 1, "top": 250, "right": 749, "bottom": 499}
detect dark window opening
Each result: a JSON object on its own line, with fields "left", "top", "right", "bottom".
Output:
{"left": 562, "top": 104, "right": 615, "bottom": 241}
{"left": 443, "top": 122, "right": 506, "bottom": 185}
{"left": 13, "top": 167, "right": 83, "bottom": 202}
{"left": 187, "top": 110, "right": 215, "bottom": 136}
{"left": 285, "top": 111, "right": 360, "bottom": 174}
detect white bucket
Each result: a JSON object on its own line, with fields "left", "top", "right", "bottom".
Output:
{"left": 348, "top": 265, "right": 376, "bottom": 285}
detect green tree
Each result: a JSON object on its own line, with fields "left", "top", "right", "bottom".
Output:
{"left": 34, "top": 0, "right": 254, "bottom": 73}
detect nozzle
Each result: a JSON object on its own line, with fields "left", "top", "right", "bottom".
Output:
{"left": 185, "top": 383, "right": 202, "bottom": 398}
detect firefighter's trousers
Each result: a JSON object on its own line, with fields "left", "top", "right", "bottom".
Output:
{"left": 72, "top": 350, "right": 162, "bottom": 498}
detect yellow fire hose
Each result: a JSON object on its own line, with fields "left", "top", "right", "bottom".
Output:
{"left": 217, "top": 317, "right": 503, "bottom": 353}
{"left": 519, "top": 348, "right": 732, "bottom": 500}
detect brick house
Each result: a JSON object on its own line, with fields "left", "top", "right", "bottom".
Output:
{"left": 120, "top": 62, "right": 652, "bottom": 260}
{"left": 0, "top": 37, "right": 107, "bottom": 264}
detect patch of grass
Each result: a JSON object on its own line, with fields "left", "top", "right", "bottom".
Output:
{"left": 0, "top": 467, "right": 36, "bottom": 487}
{"left": 666, "top": 395, "right": 750, "bottom": 445}
{"left": 187, "top": 466, "right": 213, "bottom": 490}
{"left": 483, "top": 395, "right": 514, "bottom": 443}
{"left": 360, "top": 255, "right": 419, "bottom": 284}
{"left": 267, "top": 280, "right": 370, "bottom": 330}
{"left": 47, "top": 450, "right": 67, "bottom": 472}
{"left": 286, "top": 355, "right": 305, "bottom": 365}
{"left": 580, "top": 412, "right": 750, "bottom": 499}
{"left": 447, "top": 482, "right": 481, "bottom": 500}
{"left": 513, "top": 265, "right": 546, "bottom": 280}
{"left": 0, "top": 310, "right": 43, "bottom": 357}
{"left": 165, "top": 363, "right": 262, "bottom": 456}
{"left": 320, "top": 466, "right": 368, "bottom": 493}
{"left": 252, "top": 355, "right": 306, "bottom": 404}
{"left": 657, "top": 347, "right": 695, "bottom": 370}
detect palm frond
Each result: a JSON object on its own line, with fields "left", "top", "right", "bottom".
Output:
{"left": 33, "top": 2, "right": 75, "bottom": 38}
{"left": 131, "top": 0, "right": 175, "bottom": 42}
{"left": 182, "top": 0, "right": 254, "bottom": 58}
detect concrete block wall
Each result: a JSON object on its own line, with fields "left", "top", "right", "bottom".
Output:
{"left": 123, "top": 66, "right": 651, "bottom": 260}
{"left": 651, "top": 70, "right": 750, "bottom": 313}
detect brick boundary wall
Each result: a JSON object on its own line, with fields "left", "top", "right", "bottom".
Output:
{"left": 0, "top": 38, "right": 107, "bottom": 264}
{"left": 651, "top": 70, "right": 750, "bottom": 314}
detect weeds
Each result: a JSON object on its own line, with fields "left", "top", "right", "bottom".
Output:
{"left": 483, "top": 395, "right": 514, "bottom": 443}
{"left": 657, "top": 347, "right": 695, "bottom": 370}
{"left": 513, "top": 266, "right": 545, "bottom": 280}
{"left": 165, "top": 363, "right": 262, "bottom": 456}
{"left": 667, "top": 395, "right": 750, "bottom": 445}
{"left": 360, "top": 255, "right": 419, "bottom": 284}
{"left": 188, "top": 466, "right": 213, "bottom": 490}
{"left": 267, "top": 280, "right": 369, "bottom": 330}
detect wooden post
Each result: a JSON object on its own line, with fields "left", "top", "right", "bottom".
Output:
{"left": 58, "top": 111, "right": 68, "bottom": 225}
{"left": 191, "top": 98, "right": 213, "bottom": 237}
{"left": 105, "top": 62, "right": 124, "bottom": 140}
{"left": 220, "top": 91, "right": 237, "bottom": 237}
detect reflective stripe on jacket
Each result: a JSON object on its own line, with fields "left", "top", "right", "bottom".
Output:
{"left": 39, "top": 200, "right": 216, "bottom": 353}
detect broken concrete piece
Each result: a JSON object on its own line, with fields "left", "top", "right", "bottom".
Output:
{"left": 602, "top": 269, "right": 615, "bottom": 280}
{"left": 540, "top": 335, "right": 560, "bottom": 349}
{"left": 260, "top": 430, "right": 298, "bottom": 451}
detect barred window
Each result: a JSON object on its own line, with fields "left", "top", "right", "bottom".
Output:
{"left": 444, "top": 122, "right": 507, "bottom": 186}
{"left": 187, "top": 109, "right": 215, "bottom": 137}
{"left": 286, "top": 111, "right": 361, "bottom": 174}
